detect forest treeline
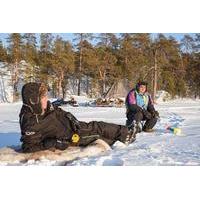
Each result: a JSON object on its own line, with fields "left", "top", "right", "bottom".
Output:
{"left": 0, "top": 33, "right": 200, "bottom": 101}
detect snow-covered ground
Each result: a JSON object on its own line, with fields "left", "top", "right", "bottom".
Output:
{"left": 0, "top": 99, "right": 200, "bottom": 165}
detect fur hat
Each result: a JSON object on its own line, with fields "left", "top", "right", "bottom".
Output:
{"left": 21, "top": 82, "right": 48, "bottom": 114}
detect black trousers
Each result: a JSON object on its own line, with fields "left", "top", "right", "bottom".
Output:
{"left": 79, "top": 121, "right": 131, "bottom": 146}
{"left": 126, "top": 111, "right": 157, "bottom": 130}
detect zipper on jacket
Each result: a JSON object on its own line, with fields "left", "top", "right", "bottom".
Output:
{"left": 36, "top": 114, "right": 39, "bottom": 123}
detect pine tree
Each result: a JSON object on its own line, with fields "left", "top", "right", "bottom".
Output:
{"left": 38, "top": 33, "right": 54, "bottom": 83}
{"left": 52, "top": 36, "right": 74, "bottom": 98}
{"left": 182, "top": 34, "right": 200, "bottom": 98}
{"left": 78, "top": 39, "right": 97, "bottom": 95}
{"left": 181, "top": 34, "right": 195, "bottom": 52}
{"left": 132, "top": 33, "right": 152, "bottom": 84}
{"left": 1, "top": 33, "right": 197, "bottom": 100}
{"left": 118, "top": 33, "right": 135, "bottom": 80}
{"left": 153, "top": 34, "right": 186, "bottom": 98}
{"left": 118, "top": 34, "right": 152, "bottom": 87}
{"left": 0, "top": 40, "right": 8, "bottom": 62}
{"left": 96, "top": 33, "right": 118, "bottom": 95}
{"left": 7, "top": 33, "right": 23, "bottom": 102}
{"left": 22, "top": 33, "right": 38, "bottom": 82}
{"left": 73, "top": 33, "right": 93, "bottom": 95}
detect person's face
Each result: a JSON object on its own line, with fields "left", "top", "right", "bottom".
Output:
{"left": 40, "top": 94, "right": 48, "bottom": 110}
{"left": 139, "top": 85, "right": 146, "bottom": 94}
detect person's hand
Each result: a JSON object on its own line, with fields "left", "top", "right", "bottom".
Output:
{"left": 153, "top": 110, "right": 160, "bottom": 118}
{"left": 55, "top": 139, "right": 69, "bottom": 150}
{"left": 142, "top": 109, "right": 152, "bottom": 119}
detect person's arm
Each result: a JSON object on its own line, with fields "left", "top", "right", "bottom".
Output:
{"left": 20, "top": 112, "right": 43, "bottom": 143}
{"left": 20, "top": 111, "right": 68, "bottom": 144}
{"left": 127, "top": 91, "right": 143, "bottom": 112}
{"left": 146, "top": 94, "right": 155, "bottom": 113}
{"left": 54, "top": 106, "right": 80, "bottom": 133}
{"left": 147, "top": 95, "right": 159, "bottom": 118}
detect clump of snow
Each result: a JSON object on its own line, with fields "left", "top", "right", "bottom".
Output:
{"left": 112, "top": 141, "right": 127, "bottom": 150}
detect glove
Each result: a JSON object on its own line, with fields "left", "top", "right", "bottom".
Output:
{"left": 55, "top": 139, "right": 69, "bottom": 150}
{"left": 142, "top": 109, "right": 152, "bottom": 120}
{"left": 43, "top": 138, "right": 69, "bottom": 150}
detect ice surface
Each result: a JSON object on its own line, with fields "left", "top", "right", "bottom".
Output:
{"left": 0, "top": 98, "right": 200, "bottom": 166}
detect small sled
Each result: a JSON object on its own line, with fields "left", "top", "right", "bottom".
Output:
{"left": 0, "top": 139, "right": 111, "bottom": 166}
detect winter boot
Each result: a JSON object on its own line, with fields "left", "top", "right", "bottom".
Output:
{"left": 142, "top": 128, "right": 155, "bottom": 133}
{"left": 135, "top": 121, "right": 143, "bottom": 133}
{"left": 127, "top": 120, "right": 142, "bottom": 133}
{"left": 124, "top": 129, "right": 136, "bottom": 145}
{"left": 125, "top": 121, "right": 138, "bottom": 145}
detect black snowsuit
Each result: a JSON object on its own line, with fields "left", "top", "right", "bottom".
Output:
{"left": 19, "top": 83, "right": 134, "bottom": 153}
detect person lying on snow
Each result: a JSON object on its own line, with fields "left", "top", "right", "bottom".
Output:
{"left": 19, "top": 82, "right": 136, "bottom": 153}
{"left": 125, "top": 81, "right": 159, "bottom": 133}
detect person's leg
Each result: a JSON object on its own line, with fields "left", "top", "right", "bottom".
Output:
{"left": 143, "top": 116, "right": 157, "bottom": 131}
{"left": 78, "top": 121, "right": 103, "bottom": 146}
{"left": 134, "top": 111, "right": 144, "bottom": 122}
{"left": 79, "top": 121, "right": 136, "bottom": 145}
{"left": 126, "top": 111, "right": 144, "bottom": 133}
{"left": 126, "top": 111, "right": 135, "bottom": 127}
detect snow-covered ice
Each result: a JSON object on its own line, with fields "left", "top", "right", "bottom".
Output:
{"left": 0, "top": 99, "right": 200, "bottom": 166}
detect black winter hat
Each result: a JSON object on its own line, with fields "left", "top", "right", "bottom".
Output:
{"left": 21, "top": 82, "right": 47, "bottom": 114}
{"left": 136, "top": 81, "right": 148, "bottom": 92}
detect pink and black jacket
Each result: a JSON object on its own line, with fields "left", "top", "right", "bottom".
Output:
{"left": 125, "top": 88, "right": 155, "bottom": 114}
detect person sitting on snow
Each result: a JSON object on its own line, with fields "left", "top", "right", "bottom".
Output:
{"left": 125, "top": 81, "right": 159, "bottom": 133}
{"left": 19, "top": 82, "right": 136, "bottom": 153}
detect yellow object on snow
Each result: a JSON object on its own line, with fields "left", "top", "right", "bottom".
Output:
{"left": 167, "top": 127, "right": 182, "bottom": 136}
{"left": 173, "top": 128, "right": 182, "bottom": 135}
